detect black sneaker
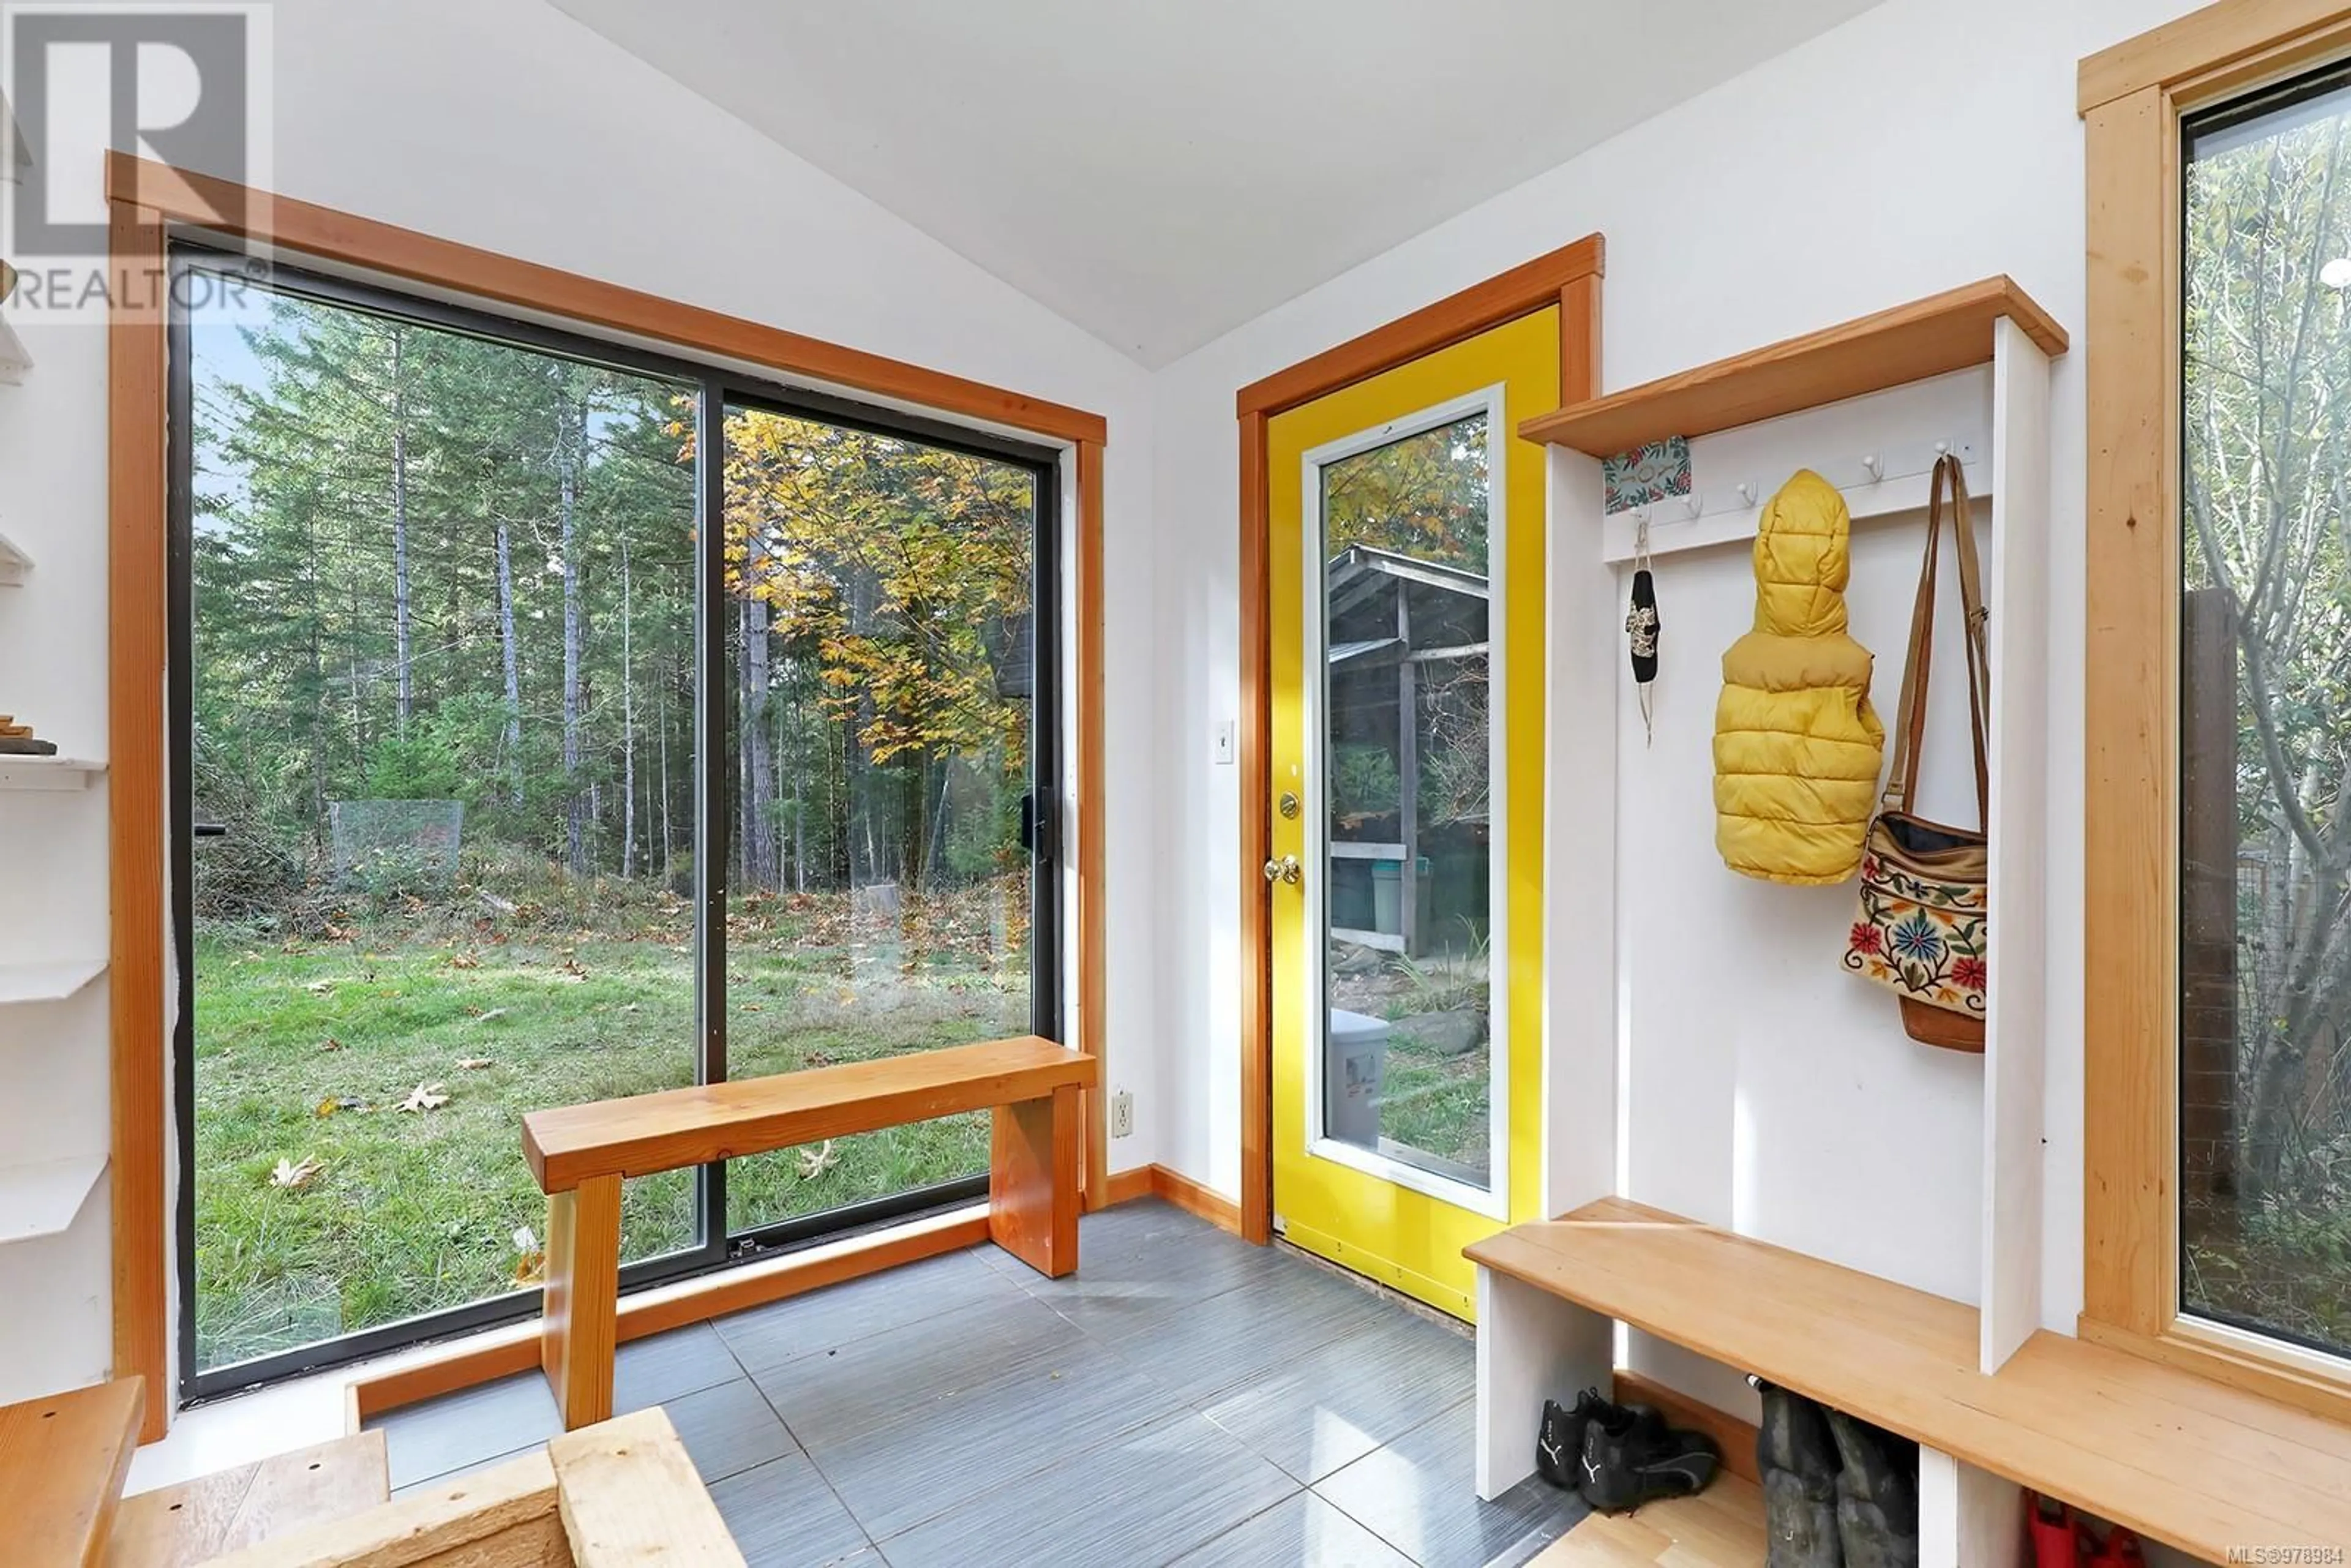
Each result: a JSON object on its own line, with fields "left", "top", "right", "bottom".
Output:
{"left": 1577, "top": 1403, "right": 1722, "bottom": 1514}
{"left": 1535, "top": 1389, "right": 1617, "bottom": 1491}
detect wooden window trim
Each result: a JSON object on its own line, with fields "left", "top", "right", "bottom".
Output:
{"left": 2081, "top": 0, "right": 2351, "bottom": 1425}
{"left": 105, "top": 155, "right": 1110, "bottom": 1441}
{"left": 1234, "top": 236, "right": 1603, "bottom": 1244}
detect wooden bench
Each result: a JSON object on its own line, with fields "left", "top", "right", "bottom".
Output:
{"left": 201, "top": 1408, "right": 740, "bottom": 1567}
{"left": 107, "top": 1431, "right": 388, "bottom": 1566}
{"left": 0, "top": 1377, "right": 144, "bottom": 1567}
{"left": 1468, "top": 1199, "right": 2351, "bottom": 1564}
{"left": 522, "top": 1034, "right": 1096, "bottom": 1428}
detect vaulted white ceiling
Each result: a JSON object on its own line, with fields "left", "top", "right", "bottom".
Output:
{"left": 547, "top": 0, "right": 1883, "bottom": 366}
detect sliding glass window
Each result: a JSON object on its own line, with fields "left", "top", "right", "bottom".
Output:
{"left": 718, "top": 400, "right": 1054, "bottom": 1245}
{"left": 170, "top": 249, "right": 1060, "bottom": 1398}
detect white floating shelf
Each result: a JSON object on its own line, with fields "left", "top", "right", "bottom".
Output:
{"left": 0, "top": 959, "right": 105, "bottom": 1005}
{"left": 0, "top": 313, "right": 32, "bottom": 384}
{"left": 0, "top": 756, "right": 104, "bottom": 791}
{"left": 0, "top": 1155, "right": 105, "bottom": 1245}
{"left": 0, "top": 530, "right": 26, "bottom": 587}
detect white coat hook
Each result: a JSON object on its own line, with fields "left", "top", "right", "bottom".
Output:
{"left": 1736, "top": 481, "right": 1758, "bottom": 509}
{"left": 1681, "top": 492, "right": 1703, "bottom": 520}
{"left": 1933, "top": 439, "right": 1952, "bottom": 457}
{"left": 1859, "top": 452, "right": 1884, "bottom": 483}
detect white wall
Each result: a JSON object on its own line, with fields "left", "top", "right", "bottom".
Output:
{"left": 0, "top": 0, "right": 1159, "bottom": 1414}
{"left": 1150, "top": 0, "right": 2218, "bottom": 1340}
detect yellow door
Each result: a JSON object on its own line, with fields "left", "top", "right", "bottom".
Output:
{"left": 1266, "top": 310, "right": 1556, "bottom": 1319}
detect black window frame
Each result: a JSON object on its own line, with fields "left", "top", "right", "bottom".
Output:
{"left": 167, "top": 241, "right": 1065, "bottom": 1405}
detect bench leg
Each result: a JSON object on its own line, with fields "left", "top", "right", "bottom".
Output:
{"left": 1474, "top": 1264, "right": 1611, "bottom": 1501}
{"left": 542, "top": 1174, "right": 621, "bottom": 1431}
{"left": 989, "top": 1084, "right": 1079, "bottom": 1278}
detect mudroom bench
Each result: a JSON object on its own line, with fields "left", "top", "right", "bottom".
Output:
{"left": 1469, "top": 1200, "right": 2351, "bottom": 1563}
{"left": 523, "top": 1035, "right": 1097, "bottom": 1429}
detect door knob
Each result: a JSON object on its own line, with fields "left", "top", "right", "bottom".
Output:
{"left": 1262, "top": 855, "right": 1302, "bottom": 886}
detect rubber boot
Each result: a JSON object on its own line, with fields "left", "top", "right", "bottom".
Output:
{"left": 1824, "top": 1408, "right": 1921, "bottom": 1568}
{"left": 1537, "top": 1389, "right": 1618, "bottom": 1492}
{"left": 2090, "top": 1527, "right": 2147, "bottom": 1568}
{"left": 1753, "top": 1379, "right": 1842, "bottom": 1568}
{"left": 2030, "top": 1495, "right": 2087, "bottom": 1568}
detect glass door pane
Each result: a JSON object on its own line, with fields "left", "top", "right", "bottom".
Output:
{"left": 718, "top": 404, "right": 1049, "bottom": 1240}
{"left": 1316, "top": 409, "right": 1497, "bottom": 1193}
{"left": 181, "top": 261, "right": 704, "bottom": 1379}
{"left": 2179, "top": 72, "right": 2351, "bottom": 1360}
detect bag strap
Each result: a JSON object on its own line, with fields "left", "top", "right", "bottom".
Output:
{"left": 1882, "top": 454, "right": 1990, "bottom": 823}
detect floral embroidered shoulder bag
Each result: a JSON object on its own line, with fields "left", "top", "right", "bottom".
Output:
{"left": 1843, "top": 454, "right": 1989, "bottom": 1053}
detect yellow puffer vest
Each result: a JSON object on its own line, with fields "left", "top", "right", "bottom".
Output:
{"left": 1713, "top": 469, "right": 1885, "bottom": 885}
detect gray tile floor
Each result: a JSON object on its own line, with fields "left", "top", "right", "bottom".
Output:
{"left": 369, "top": 1199, "right": 1587, "bottom": 1567}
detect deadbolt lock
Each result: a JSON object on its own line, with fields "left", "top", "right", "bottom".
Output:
{"left": 1261, "top": 855, "right": 1302, "bottom": 887}
{"left": 1278, "top": 792, "right": 1300, "bottom": 820}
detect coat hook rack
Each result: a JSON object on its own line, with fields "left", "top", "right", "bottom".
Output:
{"left": 1595, "top": 435, "right": 1985, "bottom": 566}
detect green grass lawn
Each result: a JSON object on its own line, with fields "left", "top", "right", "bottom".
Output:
{"left": 193, "top": 908, "right": 1024, "bottom": 1371}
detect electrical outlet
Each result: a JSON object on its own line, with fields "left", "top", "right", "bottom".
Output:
{"left": 1111, "top": 1088, "right": 1135, "bottom": 1138}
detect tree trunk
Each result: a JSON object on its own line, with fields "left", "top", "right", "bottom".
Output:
{"left": 658, "top": 655, "right": 673, "bottom": 885}
{"left": 495, "top": 514, "right": 522, "bottom": 808}
{"left": 738, "top": 593, "right": 778, "bottom": 890}
{"left": 390, "top": 330, "right": 413, "bottom": 735}
{"left": 789, "top": 675, "right": 806, "bottom": 894}
{"left": 560, "top": 388, "right": 589, "bottom": 879}
{"left": 620, "top": 533, "right": 637, "bottom": 880}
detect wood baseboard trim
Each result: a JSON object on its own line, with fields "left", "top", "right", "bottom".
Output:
{"left": 1614, "top": 1370, "right": 1761, "bottom": 1486}
{"left": 1146, "top": 1165, "right": 1244, "bottom": 1236}
{"left": 348, "top": 1205, "right": 989, "bottom": 1424}
{"left": 1101, "top": 1166, "right": 1155, "bottom": 1206}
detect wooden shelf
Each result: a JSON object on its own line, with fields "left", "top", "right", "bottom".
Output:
{"left": 1517, "top": 276, "right": 2068, "bottom": 456}
{"left": 0, "top": 756, "right": 103, "bottom": 791}
{"left": 0, "top": 1155, "right": 107, "bottom": 1245}
{"left": 0, "top": 530, "right": 27, "bottom": 587}
{"left": 1469, "top": 1198, "right": 2351, "bottom": 1559}
{"left": 0, "top": 959, "right": 105, "bottom": 1005}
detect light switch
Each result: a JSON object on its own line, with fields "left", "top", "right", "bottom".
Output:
{"left": 1213, "top": 719, "right": 1235, "bottom": 765}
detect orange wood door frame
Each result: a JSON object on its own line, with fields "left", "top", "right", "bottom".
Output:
{"left": 106, "top": 155, "right": 1109, "bottom": 1439}
{"left": 1232, "top": 236, "right": 1603, "bottom": 1244}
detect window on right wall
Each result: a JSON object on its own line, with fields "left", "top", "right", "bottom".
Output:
{"left": 2179, "top": 64, "right": 2351, "bottom": 1363}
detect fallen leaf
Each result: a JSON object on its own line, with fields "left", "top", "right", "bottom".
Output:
{"left": 302, "top": 978, "right": 336, "bottom": 996}
{"left": 319, "top": 1036, "right": 345, "bottom": 1052}
{"left": 456, "top": 1057, "right": 493, "bottom": 1070}
{"left": 269, "top": 1155, "right": 323, "bottom": 1189}
{"left": 798, "top": 1141, "right": 839, "bottom": 1180}
{"left": 511, "top": 1225, "right": 544, "bottom": 1285}
{"left": 448, "top": 952, "right": 481, "bottom": 970}
{"left": 474, "top": 1007, "right": 509, "bottom": 1024}
{"left": 399, "top": 1081, "right": 449, "bottom": 1113}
